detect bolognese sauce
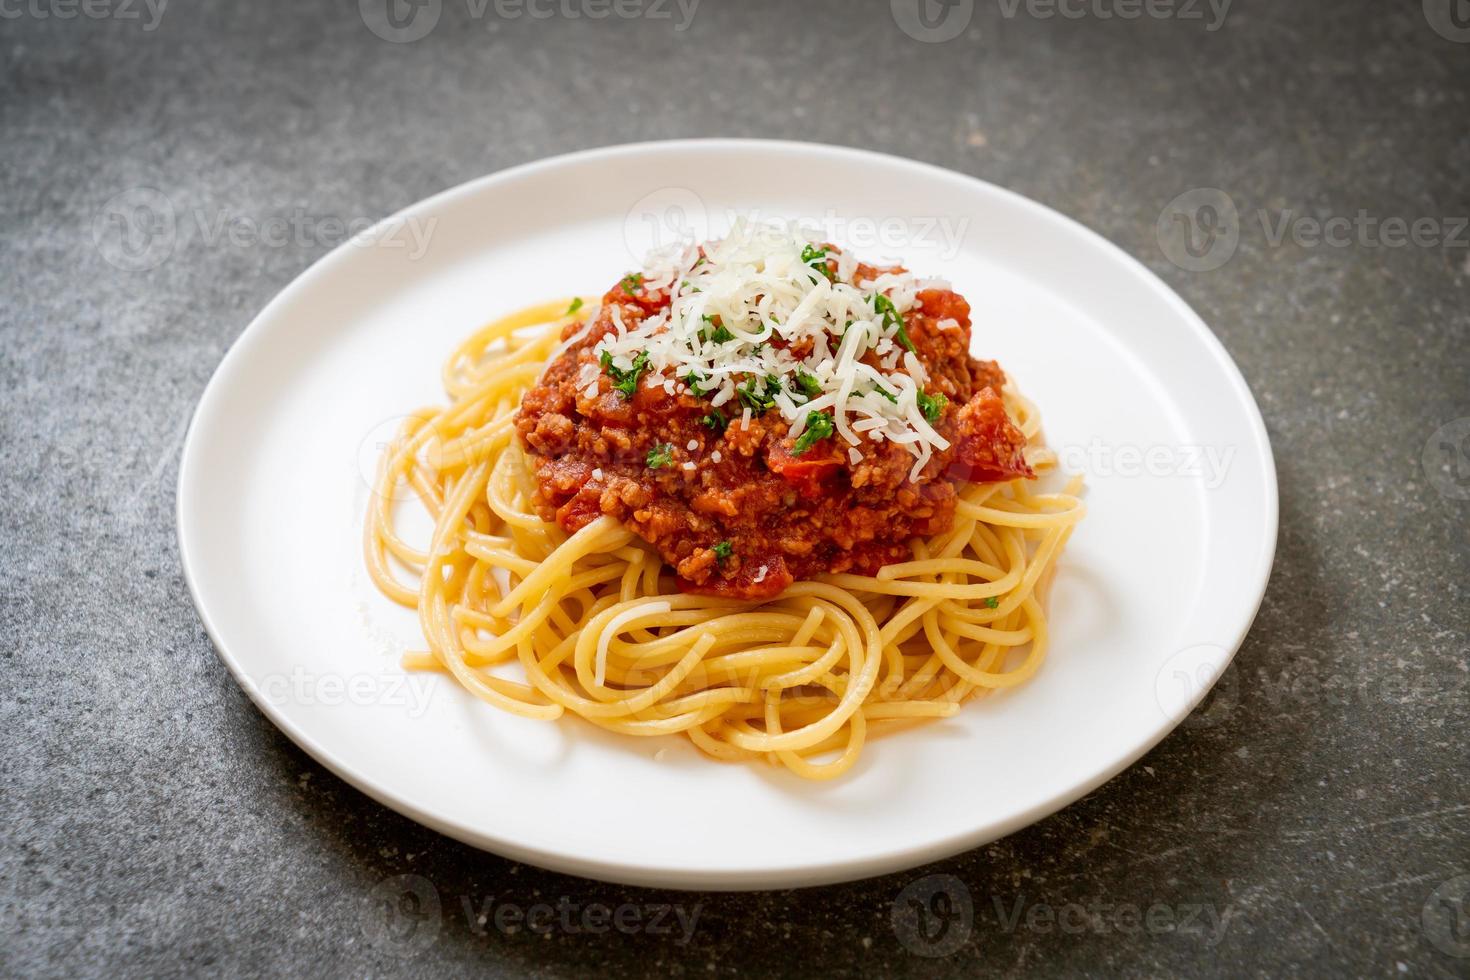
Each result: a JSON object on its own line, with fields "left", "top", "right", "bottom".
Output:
{"left": 515, "top": 226, "right": 1032, "bottom": 600}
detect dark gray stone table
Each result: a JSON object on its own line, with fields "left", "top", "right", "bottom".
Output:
{"left": 3, "top": 0, "right": 1467, "bottom": 975}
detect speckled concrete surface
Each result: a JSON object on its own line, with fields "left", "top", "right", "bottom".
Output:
{"left": 2, "top": 0, "right": 1468, "bottom": 976}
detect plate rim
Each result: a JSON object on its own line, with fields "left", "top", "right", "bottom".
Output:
{"left": 176, "top": 137, "right": 1279, "bottom": 890}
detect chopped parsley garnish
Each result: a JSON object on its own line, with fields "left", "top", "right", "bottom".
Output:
{"left": 872, "top": 293, "right": 916, "bottom": 353}
{"left": 600, "top": 349, "right": 650, "bottom": 399}
{"left": 620, "top": 273, "right": 643, "bottom": 295}
{"left": 566, "top": 297, "right": 583, "bottom": 315}
{"left": 871, "top": 383, "right": 897, "bottom": 403}
{"left": 916, "top": 390, "right": 948, "bottom": 423}
{"left": 711, "top": 540, "right": 733, "bottom": 563}
{"left": 792, "top": 370, "right": 823, "bottom": 401}
{"left": 792, "top": 411, "right": 834, "bottom": 456}
{"left": 701, "top": 408, "right": 728, "bottom": 434}
{"left": 683, "top": 372, "right": 707, "bottom": 396}
{"left": 698, "top": 315, "right": 735, "bottom": 345}
{"left": 982, "top": 596, "right": 1000, "bottom": 609}
{"left": 645, "top": 443, "right": 673, "bottom": 469}
{"left": 800, "top": 243, "right": 835, "bottom": 281}
{"left": 737, "top": 376, "right": 780, "bottom": 414}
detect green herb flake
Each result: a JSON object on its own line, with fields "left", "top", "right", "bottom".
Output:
{"left": 566, "top": 297, "right": 583, "bottom": 315}
{"left": 916, "top": 390, "right": 948, "bottom": 424}
{"left": 600, "top": 349, "right": 651, "bottom": 399}
{"left": 872, "top": 293, "right": 916, "bottom": 353}
{"left": 645, "top": 443, "right": 674, "bottom": 469}
{"left": 800, "top": 243, "right": 835, "bottom": 281}
{"left": 711, "top": 540, "right": 733, "bottom": 562}
{"left": 792, "top": 411, "right": 835, "bottom": 456}
{"left": 982, "top": 596, "right": 1001, "bottom": 609}
{"left": 701, "top": 408, "right": 728, "bottom": 434}
{"left": 871, "top": 383, "right": 897, "bottom": 404}
{"left": 620, "top": 273, "right": 643, "bottom": 296}
{"left": 683, "top": 372, "right": 707, "bottom": 396}
{"left": 698, "top": 315, "right": 735, "bottom": 345}
{"left": 737, "top": 376, "right": 778, "bottom": 415}
{"left": 793, "top": 370, "right": 823, "bottom": 401}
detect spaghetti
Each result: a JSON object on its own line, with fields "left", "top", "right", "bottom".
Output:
{"left": 364, "top": 298, "right": 1085, "bottom": 780}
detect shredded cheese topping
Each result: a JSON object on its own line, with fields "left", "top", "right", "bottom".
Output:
{"left": 582, "top": 219, "right": 953, "bottom": 480}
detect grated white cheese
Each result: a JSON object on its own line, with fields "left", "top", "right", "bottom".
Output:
{"left": 686, "top": 439, "right": 699, "bottom": 451}
{"left": 590, "top": 219, "right": 951, "bottom": 474}
{"left": 752, "top": 565, "right": 768, "bottom": 584}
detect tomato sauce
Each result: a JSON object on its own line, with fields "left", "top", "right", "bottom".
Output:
{"left": 515, "top": 275, "right": 1031, "bottom": 599}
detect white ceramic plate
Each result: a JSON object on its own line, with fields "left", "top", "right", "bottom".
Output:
{"left": 178, "top": 140, "right": 1276, "bottom": 890}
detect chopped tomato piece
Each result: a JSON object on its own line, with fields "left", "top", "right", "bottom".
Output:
{"left": 678, "top": 554, "right": 792, "bottom": 601}
{"left": 948, "top": 387, "right": 1033, "bottom": 484}
{"left": 554, "top": 486, "right": 603, "bottom": 533}
{"left": 766, "top": 440, "right": 841, "bottom": 498}
{"left": 915, "top": 288, "right": 971, "bottom": 329}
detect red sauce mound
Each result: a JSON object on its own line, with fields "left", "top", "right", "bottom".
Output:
{"left": 514, "top": 274, "right": 1032, "bottom": 599}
